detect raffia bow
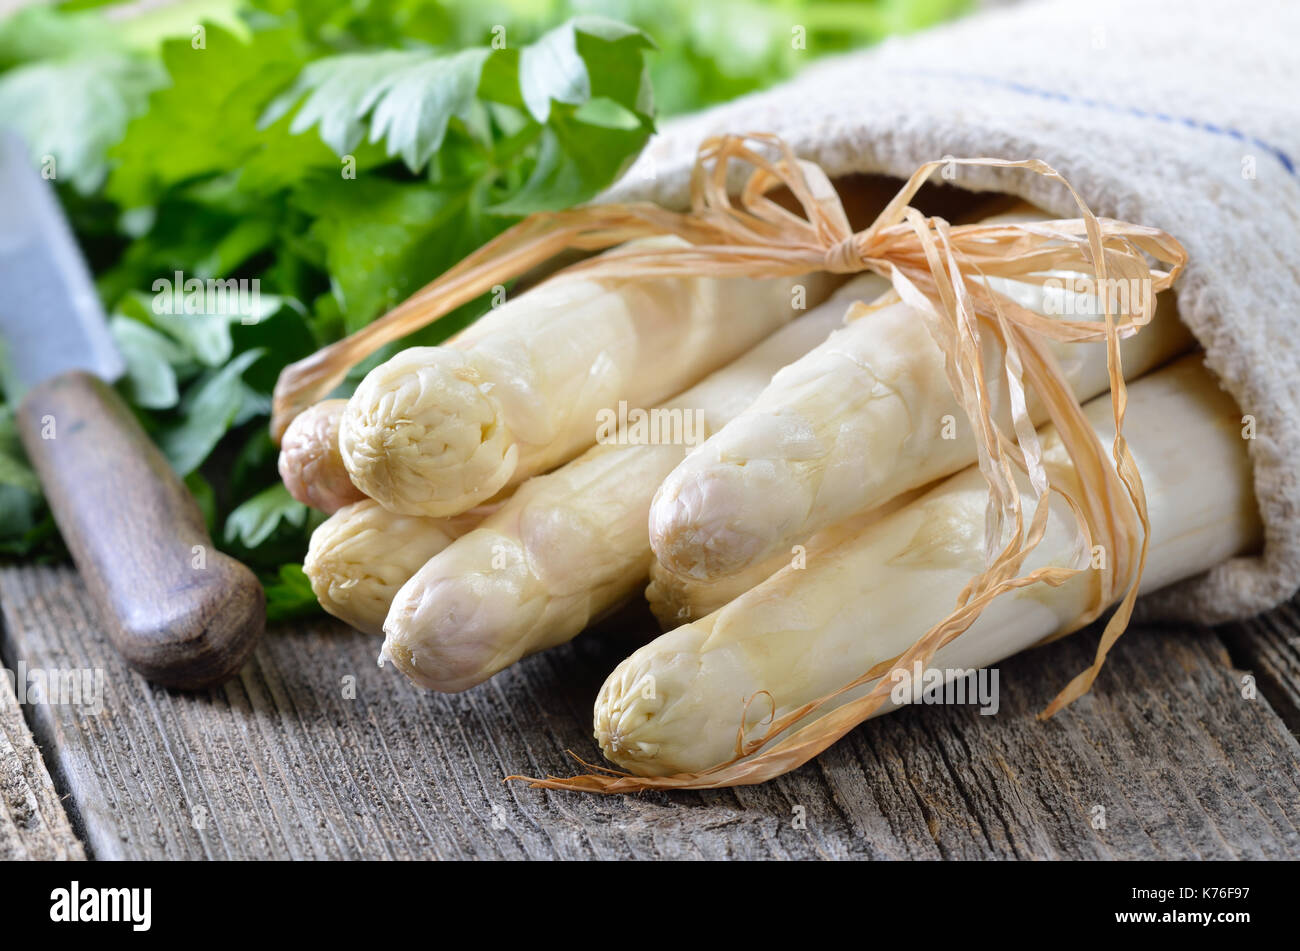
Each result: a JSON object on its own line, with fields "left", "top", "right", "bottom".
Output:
{"left": 271, "top": 133, "right": 1186, "bottom": 793}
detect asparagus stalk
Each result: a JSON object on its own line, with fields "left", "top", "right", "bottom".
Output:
{"left": 645, "top": 488, "right": 925, "bottom": 627}
{"left": 278, "top": 399, "right": 367, "bottom": 513}
{"left": 648, "top": 207, "right": 1195, "bottom": 582}
{"left": 305, "top": 500, "right": 491, "bottom": 635}
{"left": 339, "top": 238, "right": 839, "bottom": 518}
{"left": 380, "top": 276, "right": 889, "bottom": 691}
{"left": 597, "top": 355, "right": 1261, "bottom": 777}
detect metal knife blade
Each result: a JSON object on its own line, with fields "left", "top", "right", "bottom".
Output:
{"left": 0, "top": 132, "right": 124, "bottom": 399}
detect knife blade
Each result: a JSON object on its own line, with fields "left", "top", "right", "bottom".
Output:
{"left": 0, "top": 133, "right": 264, "bottom": 688}
{"left": 0, "top": 133, "right": 123, "bottom": 396}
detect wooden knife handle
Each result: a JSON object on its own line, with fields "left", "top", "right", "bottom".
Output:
{"left": 16, "top": 371, "right": 264, "bottom": 688}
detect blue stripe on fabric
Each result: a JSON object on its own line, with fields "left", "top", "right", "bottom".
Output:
{"left": 906, "top": 70, "right": 1295, "bottom": 176}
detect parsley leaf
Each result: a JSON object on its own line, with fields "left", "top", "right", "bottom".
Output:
{"left": 106, "top": 23, "right": 332, "bottom": 208}
{"left": 291, "top": 175, "right": 472, "bottom": 331}
{"left": 110, "top": 313, "right": 187, "bottom": 410}
{"left": 156, "top": 348, "right": 265, "bottom": 475}
{"left": 224, "top": 482, "right": 307, "bottom": 549}
{"left": 263, "top": 562, "right": 321, "bottom": 622}
{"left": 0, "top": 53, "right": 164, "bottom": 193}
{"left": 261, "top": 45, "right": 501, "bottom": 171}
{"left": 518, "top": 16, "right": 653, "bottom": 123}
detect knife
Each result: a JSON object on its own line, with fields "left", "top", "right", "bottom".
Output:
{"left": 0, "top": 134, "right": 264, "bottom": 688}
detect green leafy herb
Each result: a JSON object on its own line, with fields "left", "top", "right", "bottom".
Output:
{"left": 0, "top": 406, "right": 54, "bottom": 557}
{"left": 0, "top": 407, "right": 39, "bottom": 496}
{"left": 0, "top": 53, "right": 164, "bottom": 193}
{"left": 263, "top": 562, "right": 321, "bottom": 621}
{"left": 110, "top": 313, "right": 187, "bottom": 409}
{"left": 156, "top": 348, "right": 265, "bottom": 475}
{"left": 185, "top": 470, "right": 218, "bottom": 533}
{"left": 225, "top": 482, "right": 308, "bottom": 548}
{"left": 106, "top": 23, "right": 333, "bottom": 208}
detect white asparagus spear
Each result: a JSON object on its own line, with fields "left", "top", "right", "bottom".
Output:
{"left": 305, "top": 500, "right": 491, "bottom": 635}
{"left": 644, "top": 488, "right": 925, "bottom": 628}
{"left": 598, "top": 355, "right": 1261, "bottom": 776}
{"left": 380, "top": 275, "right": 889, "bottom": 691}
{"left": 648, "top": 208, "right": 1196, "bottom": 582}
{"left": 278, "top": 399, "right": 367, "bottom": 513}
{"left": 339, "top": 237, "right": 839, "bottom": 518}
{"left": 645, "top": 550, "right": 787, "bottom": 632}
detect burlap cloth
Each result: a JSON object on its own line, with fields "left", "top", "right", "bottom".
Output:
{"left": 601, "top": 0, "right": 1300, "bottom": 623}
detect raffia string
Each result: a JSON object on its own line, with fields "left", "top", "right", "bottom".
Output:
{"left": 271, "top": 133, "right": 1186, "bottom": 792}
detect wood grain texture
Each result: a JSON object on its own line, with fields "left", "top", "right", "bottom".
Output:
{"left": 16, "top": 372, "right": 264, "bottom": 688}
{"left": 0, "top": 657, "right": 85, "bottom": 860}
{"left": 1219, "top": 601, "right": 1300, "bottom": 736}
{"left": 1, "top": 562, "right": 1297, "bottom": 860}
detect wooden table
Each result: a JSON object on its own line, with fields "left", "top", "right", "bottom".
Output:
{"left": 2, "top": 562, "right": 1298, "bottom": 860}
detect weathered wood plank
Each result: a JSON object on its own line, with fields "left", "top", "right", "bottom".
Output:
{"left": 1219, "top": 601, "right": 1300, "bottom": 735}
{"left": 0, "top": 643, "right": 85, "bottom": 860}
{"left": 1, "top": 562, "right": 1297, "bottom": 860}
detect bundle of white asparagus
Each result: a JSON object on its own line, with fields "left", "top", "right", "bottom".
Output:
{"left": 588, "top": 355, "right": 1260, "bottom": 781}
{"left": 295, "top": 246, "right": 843, "bottom": 633}
{"left": 272, "top": 134, "right": 1233, "bottom": 793}
{"left": 380, "top": 275, "right": 888, "bottom": 691}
